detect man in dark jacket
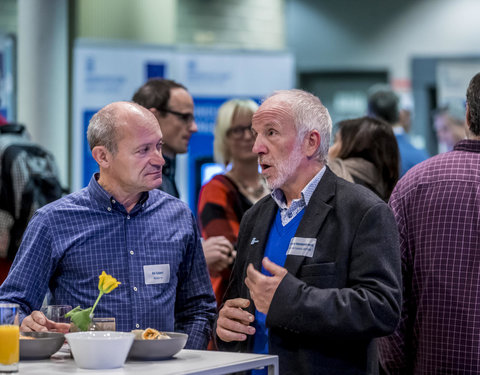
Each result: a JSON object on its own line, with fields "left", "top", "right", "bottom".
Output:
{"left": 216, "top": 89, "right": 402, "bottom": 375}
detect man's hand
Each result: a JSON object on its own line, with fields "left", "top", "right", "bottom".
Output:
{"left": 216, "top": 298, "right": 256, "bottom": 342}
{"left": 20, "top": 310, "right": 70, "bottom": 333}
{"left": 202, "top": 236, "right": 236, "bottom": 274}
{"left": 244, "top": 257, "right": 288, "bottom": 314}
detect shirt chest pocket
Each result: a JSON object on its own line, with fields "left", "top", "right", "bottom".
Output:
{"left": 298, "top": 262, "right": 336, "bottom": 288}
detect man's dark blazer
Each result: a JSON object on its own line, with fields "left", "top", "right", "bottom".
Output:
{"left": 216, "top": 167, "right": 402, "bottom": 375}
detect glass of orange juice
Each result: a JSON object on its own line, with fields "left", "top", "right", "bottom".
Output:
{"left": 0, "top": 303, "right": 19, "bottom": 373}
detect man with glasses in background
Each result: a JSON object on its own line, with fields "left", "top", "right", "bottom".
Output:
{"left": 133, "top": 79, "right": 234, "bottom": 292}
{"left": 133, "top": 78, "right": 197, "bottom": 198}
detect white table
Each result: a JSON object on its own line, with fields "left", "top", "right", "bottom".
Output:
{"left": 19, "top": 349, "right": 279, "bottom": 375}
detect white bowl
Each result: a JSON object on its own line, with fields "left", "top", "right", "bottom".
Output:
{"left": 65, "top": 331, "right": 134, "bottom": 369}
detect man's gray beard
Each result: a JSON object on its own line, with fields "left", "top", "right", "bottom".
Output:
{"left": 264, "top": 141, "right": 304, "bottom": 191}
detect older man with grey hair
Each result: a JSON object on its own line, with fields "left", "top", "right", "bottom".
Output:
{"left": 215, "top": 89, "right": 402, "bottom": 374}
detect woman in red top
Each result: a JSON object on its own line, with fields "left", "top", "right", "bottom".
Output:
{"left": 198, "top": 99, "right": 269, "bottom": 309}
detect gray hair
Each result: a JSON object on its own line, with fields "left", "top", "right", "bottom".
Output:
{"left": 268, "top": 89, "right": 332, "bottom": 163}
{"left": 87, "top": 105, "right": 121, "bottom": 154}
{"left": 214, "top": 99, "right": 259, "bottom": 166}
{"left": 87, "top": 102, "right": 146, "bottom": 154}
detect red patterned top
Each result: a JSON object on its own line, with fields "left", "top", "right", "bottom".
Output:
{"left": 197, "top": 174, "right": 252, "bottom": 306}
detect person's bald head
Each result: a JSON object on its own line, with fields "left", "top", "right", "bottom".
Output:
{"left": 87, "top": 101, "right": 157, "bottom": 155}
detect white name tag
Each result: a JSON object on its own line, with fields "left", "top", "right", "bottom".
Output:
{"left": 286, "top": 237, "right": 317, "bottom": 257}
{"left": 143, "top": 264, "right": 170, "bottom": 285}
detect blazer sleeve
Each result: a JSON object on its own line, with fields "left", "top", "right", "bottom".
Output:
{"left": 214, "top": 204, "right": 259, "bottom": 352}
{"left": 267, "top": 201, "right": 402, "bottom": 340}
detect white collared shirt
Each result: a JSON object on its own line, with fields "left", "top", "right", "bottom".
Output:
{"left": 271, "top": 166, "right": 326, "bottom": 226}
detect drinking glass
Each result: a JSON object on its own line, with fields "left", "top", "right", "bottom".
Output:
{"left": 0, "top": 303, "right": 19, "bottom": 373}
{"left": 89, "top": 317, "right": 116, "bottom": 331}
{"left": 46, "top": 305, "right": 72, "bottom": 323}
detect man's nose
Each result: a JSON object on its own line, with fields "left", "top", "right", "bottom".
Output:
{"left": 252, "top": 135, "right": 266, "bottom": 155}
{"left": 152, "top": 149, "right": 165, "bottom": 167}
{"left": 189, "top": 119, "right": 198, "bottom": 134}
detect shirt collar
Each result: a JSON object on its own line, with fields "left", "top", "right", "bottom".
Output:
{"left": 271, "top": 166, "right": 326, "bottom": 209}
{"left": 88, "top": 173, "right": 150, "bottom": 212}
{"left": 454, "top": 139, "right": 480, "bottom": 153}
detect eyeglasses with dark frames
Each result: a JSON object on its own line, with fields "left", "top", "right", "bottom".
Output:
{"left": 226, "top": 124, "right": 254, "bottom": 139}
{"left": 162, "top": 108, "right": 195, "bottom": 124}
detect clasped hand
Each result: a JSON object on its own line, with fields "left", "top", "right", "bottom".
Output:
{"left": 216, "top": 257, "right": 287, "bottom": 342}
{"left": 202, "top": 236, "right": 236, "bottom": 275}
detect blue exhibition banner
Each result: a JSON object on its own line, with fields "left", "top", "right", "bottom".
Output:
{"left": 146, "top": 63, "right": 166, "bottom": 79}
{"left": 83, "top": 109, "right": 100, "bottom": 186}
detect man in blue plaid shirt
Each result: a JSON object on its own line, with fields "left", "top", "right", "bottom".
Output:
{"left": 0, "top": 101, "right": 216, "bottom": 349}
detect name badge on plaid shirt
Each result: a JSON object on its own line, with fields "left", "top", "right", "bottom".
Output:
{"left": 144, "top": 264, "right": 170, "bottom": 285}
{"left": 286, "top": 237, "right": 317, "bottom": 257}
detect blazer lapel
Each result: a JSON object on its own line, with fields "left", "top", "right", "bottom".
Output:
{"left": 248, "top": 198, "right": 278, "bottom": 271}
{"left": 284, "top": 167, "right": 336, "bottom": 276}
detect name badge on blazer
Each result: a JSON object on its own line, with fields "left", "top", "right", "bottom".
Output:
{"left": 143, "top": 264, "right": 170, "bottom": 285}
{"left": 286, "top": 237, "right": 317, "bottom": 257}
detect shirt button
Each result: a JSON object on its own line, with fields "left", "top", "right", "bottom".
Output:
{"left": 112, "top": 199, "right": 116, "bottom": 204}
{"left": 107, "top": 207, "right": 112, "bottom": 212}
{"left": 133, "top": 286, "right": 138, "bottom": 292}
{"left": 136, "top": 323, "right": 140, "bottom": 328}
{"left": 130, "top": 250, "right": 134, "bottom": 255}
{"left": 127, "top": 215, "right": 130, "bottom": 219}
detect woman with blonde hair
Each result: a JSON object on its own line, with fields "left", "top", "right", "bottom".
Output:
{"left": 197, "top": 98, "right": 269, "bottom": 308}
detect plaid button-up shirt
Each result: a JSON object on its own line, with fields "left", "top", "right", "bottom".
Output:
{"left": 379, "top": 139, "right": 480, "bottom": 374}
{"left": 0, "top": 175, "right": 216, "bottom": 349}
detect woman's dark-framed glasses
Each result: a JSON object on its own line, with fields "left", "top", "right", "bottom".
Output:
{"left": 227, "top": 124, "right": 253, "bottom": 139}
{"left": 162, "top": 108, "right": 195, "bottom": 123}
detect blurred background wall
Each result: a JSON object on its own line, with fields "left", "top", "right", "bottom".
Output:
{"left": 1, "top": 0, "right": 479, "bottom": 197}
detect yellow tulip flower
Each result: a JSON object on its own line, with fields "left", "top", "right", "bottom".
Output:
{"left": 98, "top": 271, "right": 121, "bottom": 294}
{"left": 66, "top": 271, "right": 121, "bottom": 331}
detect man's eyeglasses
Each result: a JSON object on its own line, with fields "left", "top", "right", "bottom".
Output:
{"left": 162, "top": 108, "right": 195, "bottom": 124}
{"left": 226, "top": 124, "right": 253, "bottom": 139}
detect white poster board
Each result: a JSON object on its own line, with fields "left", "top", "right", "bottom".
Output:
{"left": 436, "top": 61, "right": 480, "bottom": 110}
{"left": 73, "top": 40, "right": 295, "bottom": 208}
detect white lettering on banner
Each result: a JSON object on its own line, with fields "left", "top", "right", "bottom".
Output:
{"left": 286, "top": 237, "right": 317, "bottom": 257}
{"left": 143, "top": 264, "right": 170, "bottom": 285}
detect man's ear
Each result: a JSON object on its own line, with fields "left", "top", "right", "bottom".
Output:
{"left": 305, "top": 130, "right": 321, "bottom": 159}
{"left": 91, "top": 146, "right": 111, "bottom": 168}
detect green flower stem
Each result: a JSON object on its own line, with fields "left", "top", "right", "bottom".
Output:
{"left": 90, "top": 291, "right": 104, "bottom": 318}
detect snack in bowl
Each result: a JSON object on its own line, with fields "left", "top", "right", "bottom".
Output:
{"left": 128, "top": 330, "right": 188, "bottom": 361}
{"left": 19, "top": 332, "right": 65, "bottom": 360}
{"left": 132, "top": 328, "right": 171, "bottom": 340}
